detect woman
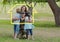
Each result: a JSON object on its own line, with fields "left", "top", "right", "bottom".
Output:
{"left": 19, "top": 5, "right": 30, "bottom": 39}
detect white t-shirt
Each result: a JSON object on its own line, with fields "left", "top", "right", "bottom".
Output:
{"left": 13, "top": 13, "right": 21, "bottom": 24}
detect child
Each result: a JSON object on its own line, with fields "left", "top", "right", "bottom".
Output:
{"left": 12, "top": 8, "right": 21, "bottom": 39}
{"left": 24, "top": 16, "right": 34, "bottom": 40}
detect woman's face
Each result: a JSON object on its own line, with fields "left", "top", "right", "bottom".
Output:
{"left": 22, "top": 7, "right": 26, "bottom": 12}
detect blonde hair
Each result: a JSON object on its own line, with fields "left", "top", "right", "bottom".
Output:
{"left": 16, "top": 8, "right": 20, "bottom": 13}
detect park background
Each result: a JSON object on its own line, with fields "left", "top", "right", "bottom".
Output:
{"left": 0, "top": 0, "right": 60, "bottom": 42}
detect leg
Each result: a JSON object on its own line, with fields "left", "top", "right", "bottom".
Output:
{"left": 26, "top": 29, "right": 29, "bottom": 39}
{"left": 20, "top": 24, "right": 25, "bottom": 38}
{"left": 14, "top": 25, "right": 16, "bottom": 39}
{"left": 29, "top": 29, "right": 34, "bottom": 40}
{"left": 14, "top": 25, "right": 20, "bottom": 39}
{"left": 30, "top": 29, "right": 32, "bottom": 36}
{"left": 16, "top": 25, "right": 20, "bottom": 38}
{"left": 20, "top": 29, "right": 24, "bottom": 38}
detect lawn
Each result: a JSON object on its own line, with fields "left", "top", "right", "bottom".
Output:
{"left": 0, "top": 20, "right": 60, "bottom": 42}
{"left": 0, "top": 24, "right": 60, "bottom": 42}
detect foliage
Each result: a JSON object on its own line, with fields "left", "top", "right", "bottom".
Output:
{"left": 2, "top": 0, "right": 60, "bottom": 5}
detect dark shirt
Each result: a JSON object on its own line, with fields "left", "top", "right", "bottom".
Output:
{"left": 19, "top": 11, "right": 30, "bottom": 29}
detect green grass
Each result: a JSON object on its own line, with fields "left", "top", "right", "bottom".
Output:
{"left": 0, "top": 36, "right": 60, "bottom": 42}
{"left": 34, "top": 13, "right": 53, "bottom": 18}
{"left": 0, "top": 20, "right": 11, "bottom": 25}
{"left": 0, "top": 25, "right": 60, "bottom": 42}
{"left": 0, "top": 20, "right": 57, "bottom": 27}
{"left": 34, "top": 21, "right": 56, "bottom": 27}
{"left": 0, "top": 20, "right": 60, "bottom": 42}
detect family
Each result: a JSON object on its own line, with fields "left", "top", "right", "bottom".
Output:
{"left": 12, "top": 5, "right": 34, "bottom": 40}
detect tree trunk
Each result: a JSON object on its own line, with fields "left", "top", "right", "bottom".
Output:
{"left": 26, "top": 2, "right": 33, "bottom": 15}
{"left": 47, "top": 0, "right": 60, "bottom": 26}
{"left": 28, "top": 6, "right": 33, "bottom": 15}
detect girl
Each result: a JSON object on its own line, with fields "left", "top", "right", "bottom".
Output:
{"left": 24, "top": 16, "right": 34, "bottom": 40}
{"left": 12, "top": 8, "right": 21, "bottom": 39}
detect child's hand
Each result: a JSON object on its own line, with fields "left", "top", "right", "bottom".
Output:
{"left": 12, "top": 18, "right": 19, "bottom": 21}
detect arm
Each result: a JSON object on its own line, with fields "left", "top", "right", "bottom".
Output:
{"left": 21, "top": 17, "right": 25, "bottom": 21}
{"left": 12, "top": 13, "right": 20, "bottom": 22}
{"left": 12, "top": 17, "right": 20, "bottom": 22}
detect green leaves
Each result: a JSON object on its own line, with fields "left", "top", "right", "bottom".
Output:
{"left": 2, "top": 0, "right": 60, "bottom": 5}
{"left": 2, "top": 0, "right": 12, "bottom": 5}
{"left": 2, "top": 0, "right": 7, "bottom": 5}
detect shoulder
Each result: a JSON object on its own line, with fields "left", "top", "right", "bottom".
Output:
{"left": 16, "top": 13, "right": 20, "bottom": 15}
{"left": 14, "top": 13, "right": 20, "bottom": 16}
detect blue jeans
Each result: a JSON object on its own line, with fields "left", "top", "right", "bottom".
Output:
{"left": 14, "top": 24, "right": 20, "bottom": 34}
{"left": 26, "top": 29, "right": 32, "bottom": 35}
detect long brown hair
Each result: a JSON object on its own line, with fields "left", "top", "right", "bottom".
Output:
{"left": 20, "top": 5, "right": 28, "bottom": 12}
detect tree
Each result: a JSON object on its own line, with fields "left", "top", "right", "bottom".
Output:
{"left": 30, "top": 0, "right": 60, "bottom": 26}
{"left": 47, "top": 0, "right": 60, "bottom": 26}
{"left": 25, "top": 0, "right": 60, "bottom": 26}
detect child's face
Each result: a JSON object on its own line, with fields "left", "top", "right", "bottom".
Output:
{"left": 16, "top": 8, "right": 20, "bottom": 13}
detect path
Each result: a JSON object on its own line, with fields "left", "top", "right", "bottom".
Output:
{"left": 34, "top": 28, "right": 60, "bottom": 38}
